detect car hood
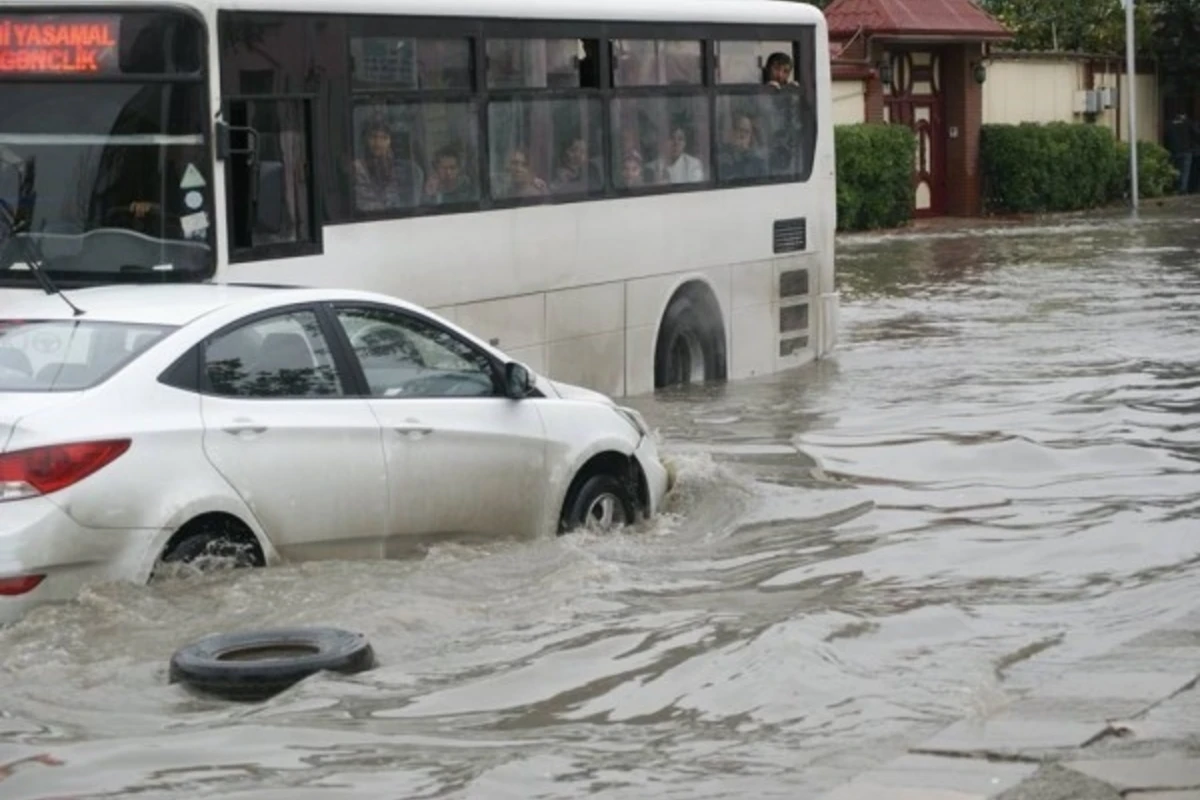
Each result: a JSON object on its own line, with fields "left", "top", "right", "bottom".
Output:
{"left": 544, "top": 378, "right": 615, "bottom": 406}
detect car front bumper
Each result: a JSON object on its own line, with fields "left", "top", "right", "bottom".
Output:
{"left": 634, "top": 435, "right": 671, "bottom": 519}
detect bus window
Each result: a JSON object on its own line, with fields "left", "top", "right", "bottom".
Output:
{"left": 350, "top": 36, "right": 471, "bottom": 91}
{"left": 488, "top": 97, "right": 603, "bottom": 199}
{"left": 611, "top": 40, "right": 702, "bottom": 87}
{"left": 714, "top": 40, "right": 795, "bottom": 85}
{"left": 350, "top": 100, "right": 479, "bottom": 212}
{"left": 717, "top": 94, "right": 804, "bottom": 181}
{"left": 486, "top": 39, "right": 600, "bottom": 89}
{"left": 225, "top": 97, "right": 316, "bottom": 252}
{"left": 610, "top": 95, "right": 709, "bottom": 187}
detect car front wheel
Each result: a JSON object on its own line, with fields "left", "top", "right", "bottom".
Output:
{"left": 560, "top": 473, "right": 637, "bottom": 535}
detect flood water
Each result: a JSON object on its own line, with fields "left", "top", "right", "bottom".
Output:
{"left": 4, "top": 199, "right": 1200, "bottom": 798}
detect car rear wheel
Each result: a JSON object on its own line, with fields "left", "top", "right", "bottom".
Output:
{"left": 560, "top": 473, "right": 636, "bottom": 535}
{"left": 153, "top": 517, "right": 264, "bottom": 580}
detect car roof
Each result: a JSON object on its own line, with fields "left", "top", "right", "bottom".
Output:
{"left": 0, "top": 283, "right": 419, "bottom": 326}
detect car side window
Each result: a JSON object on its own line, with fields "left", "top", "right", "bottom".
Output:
{"left": 333, "top": 306, "right": 498, "bottom": 398}
{"left": 204, "top": 309, "right": 344, "bottom": 398}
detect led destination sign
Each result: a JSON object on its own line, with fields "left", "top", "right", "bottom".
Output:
{"left": 0, "top": 16, "right": 120, "bottom": 75}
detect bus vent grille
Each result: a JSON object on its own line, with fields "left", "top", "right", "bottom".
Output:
{"left": 779, "top": 336, "right": 809, "bottom": 358}
{"left": 779, "top": 268, "right": 809, "bottom": 298}
{"left": 772, "top": 217, "right": 807, "bottom": 253}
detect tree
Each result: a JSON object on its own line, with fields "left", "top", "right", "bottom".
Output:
{"left": 1150, "top": 0, "right": 1200, "bottom": 96}
{"left": 980, "top": 0, "right": 1154, "bottom": 55}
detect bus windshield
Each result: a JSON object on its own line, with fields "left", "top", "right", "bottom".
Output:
{"left": 0, "top": 10, "right": 214, "bottom": 284}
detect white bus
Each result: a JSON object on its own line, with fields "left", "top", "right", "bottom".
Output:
{"left": 0, "top": 0, "right": 837, "bottom": 397}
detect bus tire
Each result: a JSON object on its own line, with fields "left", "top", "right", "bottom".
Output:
{"left": 654, "top": 293, "right": 724, "bottom": 388}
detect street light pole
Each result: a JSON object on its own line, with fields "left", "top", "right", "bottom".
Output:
{"left": 1125, "top": 0, "right": 1139, "bottom": 212}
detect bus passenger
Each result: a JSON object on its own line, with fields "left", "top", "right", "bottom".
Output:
{"left": 648, "top": 120, "right": 705, "bottom": 184}
{"left": 353, "top": 116, "right": 423, "bottom": 212}
{"left": 497, "top": 147, "right": 548, "bottom": 198}
{"left": 763, "top": 52, "right": 794, "bottom": 88}
{"left": 719, "top": 113, "right": 767, "bottom": 180}
{"left": 553, "top": 135, "right": 603, "bottom": 194}
{"left": 619, "top": 149, "right": 646, "bottom": 188}
{"left": 423, "top": 143, "right": 475, "bottom": 204}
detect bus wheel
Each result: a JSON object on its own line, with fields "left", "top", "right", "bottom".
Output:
{"left": 654, "top": 289, "right": 726, "bottom": 388}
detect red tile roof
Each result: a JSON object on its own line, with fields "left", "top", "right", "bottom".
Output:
{"left": 824, "top": 0, "right": 1012, "bottom": 39}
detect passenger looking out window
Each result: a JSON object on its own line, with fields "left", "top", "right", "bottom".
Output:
{"left": 719, "top": 112, "right": 767, "bottom": 181}
{"left": 353, "top": 116, "right": 423, "bottom": 212}
{"left": 496, "top": 147, "right": 548, "bottom": 198}
{"left": 648, "top": 120, "right": 705, "bottom": 184}
{"left": 552, "top": 135, "right": 603, "bottom": 194}
{"left": 423, "top": 144, "right": 476, "bottom": 205}
{"left": 763, "top": 52, "right": 795, "bottom": 88}
{"left": 619, "top": 149, "right": 646, "bottom": 188}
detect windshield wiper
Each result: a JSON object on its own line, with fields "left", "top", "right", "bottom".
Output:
{"left": 0, "top": 198, "right": 85, "bottom": 316}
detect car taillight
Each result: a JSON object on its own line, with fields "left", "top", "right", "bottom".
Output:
{"left": 0, "top": 575, "right": 44, "bottom": 596}
{"left": 0, "top": 439, "right": 131, "bottom": 501}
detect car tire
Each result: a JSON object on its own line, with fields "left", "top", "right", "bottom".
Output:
{"left": 168, "top": 627, "right": 376, "bottom": 701}
{"left": 156, "top": 518, "right": 264, "bottom": 577}
{"left": 560, "top": 473, "right": 637, "bottom": 535}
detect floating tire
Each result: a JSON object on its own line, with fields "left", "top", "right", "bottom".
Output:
{"left": 168, "top": 626, "right": 375, "bottom": 701}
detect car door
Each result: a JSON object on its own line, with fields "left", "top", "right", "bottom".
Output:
{"left": 198, "top": 305, "right": 389, "bottom": 561}
{"left": 327, "top": 302, "right": 548, "bottom": 545}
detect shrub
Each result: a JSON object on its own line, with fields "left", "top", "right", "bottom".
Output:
{"left": 980, "top": 122, "right": 1122, "bottom": 214}
{"left": 1113, "top": 139, "right": 1179, "bottom": 199}
{"left": 835, "top": 123, "right": 916, "bottom": 232}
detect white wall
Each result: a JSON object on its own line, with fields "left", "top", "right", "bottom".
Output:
{"left": 832, "top": 79, "right": 866, "bottom": 124}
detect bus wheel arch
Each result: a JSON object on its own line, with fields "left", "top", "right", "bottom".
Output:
{"left": 654, "top": 279, "right": 728, "bottom": 388}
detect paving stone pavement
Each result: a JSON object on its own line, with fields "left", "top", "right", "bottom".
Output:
{"left": 818, "top": 607, "right": 1200, "bottom": 800}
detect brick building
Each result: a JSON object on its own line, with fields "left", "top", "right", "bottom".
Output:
{"left": 824, "top": 0, "right": 1012, "bottom": 217}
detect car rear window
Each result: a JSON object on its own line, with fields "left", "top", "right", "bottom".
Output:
{"left": 0, "top": 319, "right": 176, "bottom": 392}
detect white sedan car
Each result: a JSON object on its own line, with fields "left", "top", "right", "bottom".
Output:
{"left": 0, "top": 284, "right": 671, "bottom": 625}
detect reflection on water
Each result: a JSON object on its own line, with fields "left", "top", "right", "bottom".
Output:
{"left": 4, "top": 199, "right": 1200, "bottom": 798}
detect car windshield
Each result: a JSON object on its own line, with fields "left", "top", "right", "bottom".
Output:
{"left": 0, "top": 318, "right": 176, "bottom": 391}
{"left": 0, "top": 10, "right": 214, "bottom": 285}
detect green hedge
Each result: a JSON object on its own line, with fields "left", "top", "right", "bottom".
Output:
{"left": 1114, "top": 139, "right": 1179, "bottom": 199}
{"left": 835, "top": 123, "right": 916, "bottom": 232}
{"left": 981, "top": 122, "right": 1177, "bottom": 214}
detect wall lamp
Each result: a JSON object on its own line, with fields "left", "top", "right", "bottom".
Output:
{"left": 877, "top": 58, "right": 893, "bottom": 86}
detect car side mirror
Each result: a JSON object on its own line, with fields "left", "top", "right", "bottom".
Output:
{"left": 504, "top": 361, "right": 534, "bottom": 399}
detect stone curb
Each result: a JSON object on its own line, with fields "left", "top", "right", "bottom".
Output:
{"left": 818, "top": 607, "right": 1200, "bottom": 799}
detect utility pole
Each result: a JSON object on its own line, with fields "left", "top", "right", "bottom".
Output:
{"left": 1125, "top": 0, "right": 1139, "bottom": 212}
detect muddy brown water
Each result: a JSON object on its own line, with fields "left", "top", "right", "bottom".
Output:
{"left": 3, "top": 199, "right": 1200, "bottom": 798}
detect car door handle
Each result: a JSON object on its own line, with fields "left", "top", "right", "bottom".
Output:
{"left": 223, "top": 424, "right": 267, "bottom": 436}
{"left": 393, "top": 425, "right": 433, "bottom": 438}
